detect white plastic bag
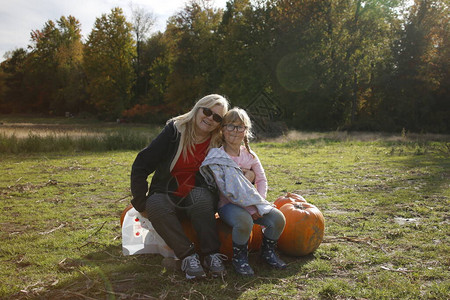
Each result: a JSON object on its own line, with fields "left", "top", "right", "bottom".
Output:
{"left": 122, "top": 207, "right": 176, "bottom": 258}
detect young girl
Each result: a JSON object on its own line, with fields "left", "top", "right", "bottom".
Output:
{"left": 201, "top": 107, "right": 286, "bottom": 276}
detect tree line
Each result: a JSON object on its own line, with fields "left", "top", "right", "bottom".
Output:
{"left": 0, "top": 0, "right": 448, "bottom": 133}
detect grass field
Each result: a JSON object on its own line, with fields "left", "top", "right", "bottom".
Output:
{"left": 0, "top": 119, "right": 449, "bottom": 299}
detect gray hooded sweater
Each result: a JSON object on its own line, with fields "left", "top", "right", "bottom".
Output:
{"left": 200, "top": 148, "right": 273, "bottom": 216}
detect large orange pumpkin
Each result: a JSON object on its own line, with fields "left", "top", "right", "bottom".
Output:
{"left": 277, "top": 202, "right": 325, "bottom": 256}
{"left": 274, "top": 192, "right": 307, "bottom": 209}
{"left": 120, "top": 205, "right": 262, "bottom": 258}
{"left": 249, "top": 224, "right": 263, "bottom": 251}
{"left": 216, "top": 220, "right": 263, "bottom": 259}
{"left": 287, "top": 192, "right": 307, "bottom": 202}
{"left": 120, "top": 203, "right": 134, "bottom": 226}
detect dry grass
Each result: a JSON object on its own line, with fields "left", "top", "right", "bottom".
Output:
{"left": 2, "top": 121, "right": 449, "bottom": 143}
{"left": 263, "top": 129, "right": 450, "bottom": 143}
{"left": 0, "top": 123, "right": 104, "bottom": 139}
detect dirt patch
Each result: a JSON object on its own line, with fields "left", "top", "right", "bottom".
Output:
{"left": 323, "top": 209, "right": 349, "bottom": 215}
{"left": 393, "top": 217, "right": 421, "bottom": 226}
{"left": 1, "top": 180, "right": 58, "bottom": 195}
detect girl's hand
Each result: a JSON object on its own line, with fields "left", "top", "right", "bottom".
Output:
{"left": 242, "top": 168, "right": 256, "bottom": 183}
{"left": 251, "top": 212, "right": 262, "bottom": 220}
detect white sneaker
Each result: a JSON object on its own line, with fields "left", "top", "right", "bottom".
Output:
{"left": 181, "top": 254, "right": 206, "bottom": 280}
{"left": 203, "top": 253, "right": 227, "bottom": 277}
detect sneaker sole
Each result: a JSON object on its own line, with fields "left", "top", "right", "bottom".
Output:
{"left": 202, "top": 262, "right": 226, "bottom": 278}
{"left": 233, "top": 269, "right": 254, "bottom": 276}
{"left": 210, "top": 270, "right": 226, "bottom": 278}
{"left": 185, "top": 273, "right": 207, "bottom": 280}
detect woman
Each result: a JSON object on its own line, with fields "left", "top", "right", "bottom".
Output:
{"left": 200, "top": 107, "right": 286, "bottom": 276}
{"left": 130, "top": 94, "right": 229, "bottom": 279}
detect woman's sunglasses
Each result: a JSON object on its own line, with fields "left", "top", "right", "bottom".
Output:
{"left": 201, "top": 107, "right": 223, "bottom": 123}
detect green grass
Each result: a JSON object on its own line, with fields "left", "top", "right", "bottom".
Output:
{"left": 0, "top": 124, "right": 449, "bottom": 299}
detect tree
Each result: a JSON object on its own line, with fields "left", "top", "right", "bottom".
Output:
{"left": 268, "top": 0, "right": 403, "bottom": 130}
{"left": 217, "top": 0, "right": 275, "bottom": 107}
{"left": 0, "top": 49, "right": 28, "bottom": 113}
{"left": 24, "top": 15, "right": 85, "bottom": 114}
{"left": 84, "top": 7, "right": 136, "bottom": 119}
{"left": 52, "top": 16, "right": 85, "bottom": 113}
{"left": 163, "top": 0, "right": 223, "bottom": 109}
{"left": 130, "top": 4, "right": 156, "bottom": 99}
{"left": 324, "top": 0, "right": 403, "bottom": 129}
{"left": 26, "top": 19, "right": 60, "bottom": 112}
{"left": 384, "top": 0, "right": 449, "bottom": 132}
{"left": 141, "top": 32, "right": 173, "bottom": 105}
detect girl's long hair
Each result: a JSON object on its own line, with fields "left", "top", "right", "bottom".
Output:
{"left": 169, "top": 94, "right": 230, "bottom": 157}
{"left": 221, "top": 107, "right": 255, "bottom": 157}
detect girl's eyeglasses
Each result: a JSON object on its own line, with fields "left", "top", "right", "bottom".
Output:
{"left": 223, "top": 124, "right": 247, "bottom": 132}
{"left": 201, "top": 107, "right": 223, "bottom": 123}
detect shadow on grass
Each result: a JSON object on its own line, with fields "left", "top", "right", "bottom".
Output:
{"left": 11, "top": 244, "right": 315, "bottom": 299}
{"left": 373, "top": 142, "right": 450, "bottom": 218}
{"left": 398, "top": 148, "right": 450, "bottom": 197}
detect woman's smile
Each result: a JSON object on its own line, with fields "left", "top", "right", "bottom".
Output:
{"left": 195, "top": 104, "right": 224, "bottom": 136}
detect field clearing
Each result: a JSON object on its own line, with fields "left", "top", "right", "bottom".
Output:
{"left": 0, "top": 119, "right": 162, "bottom": 153}
{"left": 0, "top": 123, "right": 106, "bottom": 139}
{"left": 0, "top": 120, "right": 155, "bottom": 139}
{"left": 0, "top": 121, "right": 449, "bottom": 299}
{"left": 1, "top": 118, "right": 449, "bottom": 143}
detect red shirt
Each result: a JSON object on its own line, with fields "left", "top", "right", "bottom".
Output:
{"left": 171, "top": 138, "right": 210, "bottom": 197}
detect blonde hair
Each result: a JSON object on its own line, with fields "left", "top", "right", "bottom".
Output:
{"left": 169, "top": 94, "right": 230, "bottom": 158}
{"left": 221, "top": 107, "right": 254, "bottom": 157}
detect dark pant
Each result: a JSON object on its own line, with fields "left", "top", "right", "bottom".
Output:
{"left": 145, "top": 187, "right": 220, "bottom": 259}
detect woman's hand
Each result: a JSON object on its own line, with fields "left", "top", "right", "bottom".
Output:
{"left": 251, "top": 212, "right": 262, "bottom": 220}
{"left": 241, "top": 168, "right": 256, "bottom": 183}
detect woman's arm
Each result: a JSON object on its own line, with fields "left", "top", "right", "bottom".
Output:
{"left": 241, "top": 168, "right": 256, "bottom": 183}
{"left": 130, "top": 122, "right": 176, "bottom": 212}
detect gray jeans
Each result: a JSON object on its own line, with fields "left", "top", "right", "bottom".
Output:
{"left": 145, "top": 187, "right": 220, "bottom": 259}
{"left": 218, "top": 203, "right": 286, "bottom": 245}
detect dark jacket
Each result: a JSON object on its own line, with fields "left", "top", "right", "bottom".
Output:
{"left": 130, "top": 121, "right": 181, "bottom": 212}
{"left": 130, "top": 121, "right": 210, "bottom": 212}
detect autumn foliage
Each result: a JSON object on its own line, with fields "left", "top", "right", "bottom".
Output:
{"left": 1, "top": 2, "right": 448, "bottom": 132}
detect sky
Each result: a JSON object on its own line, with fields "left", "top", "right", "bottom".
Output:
{"left": 0, "top": 0, "right": 228, "bottom": 62}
